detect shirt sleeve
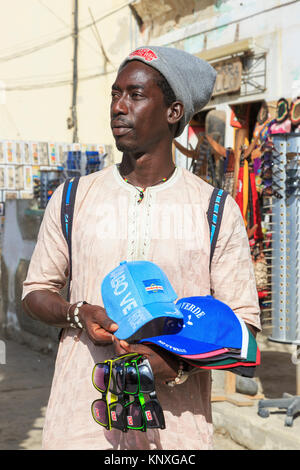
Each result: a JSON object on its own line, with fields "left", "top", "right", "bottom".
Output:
{"left": 22, "top": 183, "right": 69, "bottom": 300}
{"left": 210, "top": 194, "right": 261, "bottom": 331}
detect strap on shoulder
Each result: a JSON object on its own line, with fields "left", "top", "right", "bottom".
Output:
{"left": 61, "top": 176, "right": 80, "bottom": 301}
{"left": 207, "top": 187, "right": 229, "bottom": 267}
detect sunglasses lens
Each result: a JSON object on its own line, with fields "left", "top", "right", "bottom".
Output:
{"left": 110, "top": 363, "right": 125, "bottom": 394}
{"left": 92, "top": 400, "right": 108, "bottom": 426}
{"left": 124, "top": 365, "right": 139, "bottom": 394}
{"left": 126, "top": 402, "right": 144, "bottom": 429}
{"left": 93, "top": 363, "right": 110, "bottom": 392}
{"left": 144, "top": 401, "right": 165, "bottom": 429}
{"left": 139, "top": 364, "right": 154, "bottom": 393}
{"left": 110, "top": 402, "right": 125, "bottom": 429}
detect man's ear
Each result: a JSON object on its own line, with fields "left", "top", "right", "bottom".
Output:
{"left": 167, "top": 101, "right": 184, "bottom": 125}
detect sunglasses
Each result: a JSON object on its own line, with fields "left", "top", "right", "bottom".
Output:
{"left": 123, "top": 391, "right": 165, "bottom": 432}
{"left": 92, "top": 353, "right": 139, "bottom": 395}
{"left": 121, "top": 355, "right": 157, "bottom": 396}
{"left": 91, "top": 354, "right": 165, "bottom": 432}
{"left": 121, "top": 356, "right": 165, "bottom": 431}
{"left": 91, "top": 353, "right": 140, "bottom": 431}
{"left": 262, "top": 186, "right": 283, "bottom": 199}
{"left": 91, "top": 395, "right": 128, "bottom": 431}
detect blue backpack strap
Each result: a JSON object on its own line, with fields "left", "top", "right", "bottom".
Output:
{"left": 61, "top": 176, "right": 80, "bottom": 302}
{"left": 207, "top": 187, "right": 229, "bottom": 267}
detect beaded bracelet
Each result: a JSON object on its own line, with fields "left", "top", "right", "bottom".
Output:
{"left": 167, "top": 360, "right": 189, "bottom": 387}
{"left": 67, "top": 301, "right": 88, "bottom": 329}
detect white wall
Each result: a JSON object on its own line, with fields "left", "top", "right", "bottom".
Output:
{"left": 0, "top": 0, "right": 136, "bottom": 162}
{"left": 151, "top": 0, "right": 300, "bottom": 103}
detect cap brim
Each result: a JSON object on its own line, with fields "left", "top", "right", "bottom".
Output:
{"left": 180, "top": 348, "right": 230, "bottom": 359}
{"left": 141, "top": 335, "right": 228, "bottom": 356}
{"left": 187, "top": 345, "right": 261, "bottom": 368}
{"left": 114, "top": 302, "right": 183, "bottom": 342}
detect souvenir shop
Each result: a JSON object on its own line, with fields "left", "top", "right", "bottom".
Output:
{"left": 0, "top": 141, "right": 107, "bottom": 210}
{"left": 176, "top": 96, "right": 300, "bottom": 341}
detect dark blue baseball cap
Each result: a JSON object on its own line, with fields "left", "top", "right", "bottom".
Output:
{"left": 101, "top": 261, "right": 183, "bottom": 342}
{"left": 140, "top": 296, "right": 244, "bottom": 355}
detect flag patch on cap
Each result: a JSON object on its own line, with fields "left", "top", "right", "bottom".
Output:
{"left": 143, "top": 279, "right": 164, "bottom": 293}
{"left": 129, "top": 48, "right": 158, "bottom": 62}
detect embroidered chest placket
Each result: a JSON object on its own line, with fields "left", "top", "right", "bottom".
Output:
{"left": 127, "top": 188, "right": 154, "bottom": 261}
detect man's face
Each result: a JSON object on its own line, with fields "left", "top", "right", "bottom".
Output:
{"left": 110, "top": 61, "right": 170, "bottom": 154}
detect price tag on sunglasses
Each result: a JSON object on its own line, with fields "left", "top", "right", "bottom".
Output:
{"left": 127, "top": 416, "right": 134, "bottom": 426}
{"left": 146, "top": 410, "right": 153, "bottom": 422}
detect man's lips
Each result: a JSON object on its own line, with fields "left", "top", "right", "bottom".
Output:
{"left": 112, "top": 126, "right": 132, "bottom": 137}
{"left": 111, "top": 121, "right": 133, "bottom": 137}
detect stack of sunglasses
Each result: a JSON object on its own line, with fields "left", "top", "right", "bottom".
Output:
{"left": 91, "top": 353, "right": 165, "bottom": 432}
{"left": 260, "top": 142, "right": 284, "bottom": 200}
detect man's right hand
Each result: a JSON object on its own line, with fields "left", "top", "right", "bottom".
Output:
{"left": 78, "top": 303, "right": 119, "bottom": 345}
{"left": 22, "top": 290, "right": 119, "bottom": 346}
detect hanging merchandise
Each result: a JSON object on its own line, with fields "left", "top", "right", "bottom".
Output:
{"left": 242, "top": 159, "right": 249, "bottom": 227}
{"left": 230, "top": 104, "right": 250, "bottom": 129}
{"left": 205, "top": 110, "right": 226, "bottom": 188}
{"left": 39, "top": 168, "right": 64, "bottom": 209}
{"left": 269, "top": 97, "right": 291, "bottom": 134}
{"left": 65, "top": 150, "right": 82, "bottom": 178}
{"left": 86, "top": 151, "right": 101, "bottom": 174}
{"left": 222, "top": 148, "right": 235, "bottom": 195}
{"left": 269, "top": 119, "right": 291, "bottom": 134}
{"left": 290, "top": 96, "right": 300, "bottom": 131}
{"left": 235, "top": 157, "right": 263, "bottom": 241}
{"left": 253, "top": 255, "right": 268, "bottom": 291}
{"left": 275, "top": 98, "right": 289, "bottom": 123}
{"left": 256, "top": 101, "right": 269, "bottom": 126}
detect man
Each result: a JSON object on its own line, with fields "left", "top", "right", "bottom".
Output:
{"left": 22, "top": 46, "right": 261, "bottom": 450}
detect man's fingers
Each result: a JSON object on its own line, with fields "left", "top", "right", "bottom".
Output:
{"left": 97, "top": 314, "right": 118, "bottom": 333}
{"left": 119, "top": 341, "right": 151, "bottom": 358}
{"left": 119, "top": 340, "right": 132, "bottom": 352}
{"left": 88, "top": 306, "right": 118, "bottom": 333}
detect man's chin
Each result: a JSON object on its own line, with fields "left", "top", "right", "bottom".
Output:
{"left": 114, "top": 138, "right": 137, "bottom": 153}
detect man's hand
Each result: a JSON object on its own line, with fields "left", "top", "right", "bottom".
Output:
{"left": 22, "top": 290, "right": 119, "bottom": 346}
{"left": 79, "top": 303, "right": 119, "bottom": 345}
{"left": 113, "top": 338, "right": 180, "bottom": 384}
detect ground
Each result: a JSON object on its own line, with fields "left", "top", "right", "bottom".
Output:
{"left": 0, "top": 331, "right": 298, "bottom": 450}
{"left": 0, "top": 337, "right": 248, "bottom": 450}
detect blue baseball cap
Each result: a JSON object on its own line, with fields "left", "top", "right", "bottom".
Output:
{"left": 101, "top": 261, "right": 183, "bottom": 341}
{"left": 140, "top": 296, "right": 243, "bottom": 355}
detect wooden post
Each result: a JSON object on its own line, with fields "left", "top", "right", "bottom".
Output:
{"left": 225, "top": 371, "right": 236, "bottom": 394}
{"left": 296, "top": 345, "right": 300, "bottom": 396}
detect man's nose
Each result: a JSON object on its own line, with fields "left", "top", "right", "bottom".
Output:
{"left": 111, "top": 94, "right": 128, "bottom": 116}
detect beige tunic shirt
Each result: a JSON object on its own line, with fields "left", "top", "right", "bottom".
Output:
{"left": 22, "top": 164, "right": 261, "bottom": 450}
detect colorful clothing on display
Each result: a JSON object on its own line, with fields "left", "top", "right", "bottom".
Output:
{"left": 235, "top": 166, "right": 263, "bottom": 241}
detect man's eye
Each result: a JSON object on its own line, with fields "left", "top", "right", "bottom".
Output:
{"left": 132, "top": 92, "right": 143, "bottom": 99}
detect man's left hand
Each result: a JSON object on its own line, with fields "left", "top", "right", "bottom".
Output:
{"left": 113, "top": 338, "right": 180, "bottom": 384}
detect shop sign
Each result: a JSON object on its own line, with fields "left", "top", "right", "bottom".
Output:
{"left": 212, "top": 57, "right": 242, "bottom": 97}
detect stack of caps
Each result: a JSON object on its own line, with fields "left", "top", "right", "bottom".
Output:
{"left": 101, "top": 261, "right": 260, "bottom": 378}
{"left": 140, "top": 296, "right": 260, "bottom": 378}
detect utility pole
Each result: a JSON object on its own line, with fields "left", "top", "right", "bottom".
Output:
{"left": 72, "top": 0, "right": 79, "bottom": 143}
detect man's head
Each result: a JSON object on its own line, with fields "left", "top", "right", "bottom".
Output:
{"left": 110, "top": 60, "right": 183, "bottom": 154}
{"left": 110, "top": 46, "right": 216, "bottom": 154}
{"left": 117, "top": 46, "right": 217, "bottom": 137}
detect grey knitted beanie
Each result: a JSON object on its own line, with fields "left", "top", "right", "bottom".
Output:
{"left": 119, "top": 46, "right": 217, "bottom": 137}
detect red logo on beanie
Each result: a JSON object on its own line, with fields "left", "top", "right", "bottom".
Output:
{"left": 129, "top": 48, "right": 158, "bottom": 62}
